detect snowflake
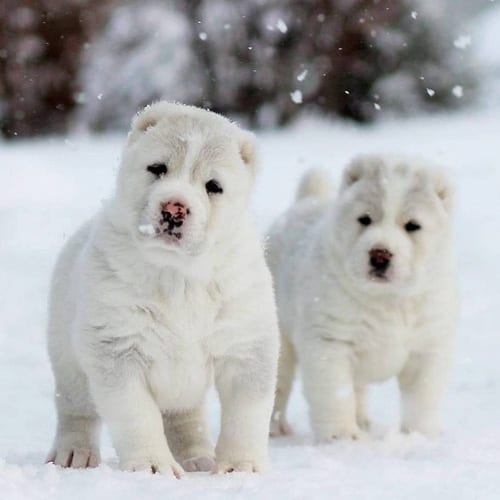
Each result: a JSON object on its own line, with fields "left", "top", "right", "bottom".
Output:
{"left": 454, "top": 35, "right": 471, "bottom": 50}
{"left": 290, "top": 90, "right": 303, "bottom": 104}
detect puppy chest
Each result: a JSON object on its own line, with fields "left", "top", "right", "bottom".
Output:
{"left": 352, "top": 326, "right": 412, "bottom": 383}
{"left": 353, "top": 345, "right": 408, "bottom": 383}
{"left": 136, "top": 288, "right": 219, "bottom": 410}
{"left": 148, "top": 345, "right": 212, "bottom": 410}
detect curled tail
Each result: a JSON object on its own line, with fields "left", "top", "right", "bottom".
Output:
{"left": 295, "top": 168, "right": 335, "bottom": 201}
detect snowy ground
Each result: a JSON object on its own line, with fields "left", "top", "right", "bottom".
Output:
{"left": 1, "top": 105, "right": 500, "bottom": 499}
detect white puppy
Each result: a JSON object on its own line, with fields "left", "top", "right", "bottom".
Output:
{"left": 267, "top": 154, "right": 458, "bottom": 441}
{"left": 46, "top": 102, "right": 278, "bottom": 475}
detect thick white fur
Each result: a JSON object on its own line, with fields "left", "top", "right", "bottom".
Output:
{"left": 46, "top": 102, "right": 279, "bottom": 475}
{"left": 267, "top": 155, "right": 458, "bottom": 440}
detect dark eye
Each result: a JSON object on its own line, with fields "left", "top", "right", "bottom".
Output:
{"left": 147, "top": 163, "right": 168, "bottom": 178}
{"left": 405, "top": 221, "right": 421, "bottom": 232}
{"left": 358, "top": 215, "right": 372, "bottom": 226}
{"left": 206, "top": 179, "right": 223, "bottom": 195}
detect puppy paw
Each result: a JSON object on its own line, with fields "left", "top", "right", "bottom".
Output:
{"left": 330, "top": 428, "right": 367, "bottom": 441}
{"left": 315, "top": 422, "right": 366, "bottom": 441}
{"left": 356, "top": 416, "right": 372, "bottom": 432}
{"left": 269, "top": 414, "right": 293, "bottom": 437}
{"left": 121, "top": 457, "right": 184, "bottom": 477}
{"left": 213, "top": 459, "right": 266, "bottom": 474}
{"left": 182, "top": 455, "right": 215, "bottom": 472}
{"left": 46, "top": 447, "right": 100, "bottom": 468}
{"left": 401, "top": 421, "right": 442, "bottom": 438}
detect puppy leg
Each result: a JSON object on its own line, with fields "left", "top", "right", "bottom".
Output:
{"left": 46, "top": 348, "right": 101, "bottom": 468}
{"left": 398, "top": 348, "right": 452, "bottom": 437}
{"left": 270, "top": 331, "right": 296, "bottom": 436}
{"left": 355, "top": 385, "right": 371, "bottom": 431}
{"left": 88, "top": 373, "right": 182, "bottom": 476}
{"left": 163, "top": 405, "right": 215, "bottom": 472}
{"left": 47, "top": 411, "right": 101, "bottom": 469}
{"left": 213, "top": 338, "right": 277, "bottom": 473}
{"left": 302, "top": 339, "right": 363, "bottom": 441}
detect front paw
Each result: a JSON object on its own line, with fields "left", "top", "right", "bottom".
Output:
{"left": 46, "top": 446, "right": 100, "bottom": 469}
{"left": 182, "top": 455, "right": 215, "bottom": 472}
{"left": 356, "top": 415, "right": 371, "bottom": 432}
{"left": 269, "top": 413, "right": 293, "bottom": 437}
{"left": 401, "top": 419, "right": 442, "bottom": 438}
{"left": 121, "top": 455, "right": 184, "bottom": 477}
{"left": 213, "top": 458, "right": 267, "bottom": 473}
{"left": 214, "top": 445, "right": 268, "bottom": 474}
{"left": 314, "top": 421, "right": 366, "bottom": 442}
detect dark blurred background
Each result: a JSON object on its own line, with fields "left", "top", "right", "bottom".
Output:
{"left": 0, "top": 0, "right": 493, "bottom": 138}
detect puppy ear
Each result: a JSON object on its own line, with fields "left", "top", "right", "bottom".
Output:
{"left": 238, "top": 130, "right": 258, "bottom": 177}
{"left": 340, "top": 157, "right": 366, "bottom": 190}
{"left": 432, "top": 169, "right": 454, "bottom": 213}
{"left": 127, "top": 101, "right": 173, "bottom": 143}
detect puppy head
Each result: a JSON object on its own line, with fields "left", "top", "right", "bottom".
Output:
{"left": 332, "top": 154, "right": 453, "bottom": 295}
{"left": 112, "top": 102, "right": 257, "bottom": 265}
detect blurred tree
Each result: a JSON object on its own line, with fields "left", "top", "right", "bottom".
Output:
{"left": 0, "top": 0, "right": 108, "bottom": 138}
{"left": 197, "top": 0, "right": 473, "bottom": 125}
{"left": 79, "top": 0, "right": 203, "bottom": 131}
{"left": 80, "top": 0, "right": 473, "bottom": 130}
{"left": 1, "top": 0, "right": 475, "bottom": 136}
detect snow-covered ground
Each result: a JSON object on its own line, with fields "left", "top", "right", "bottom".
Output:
{"left": 1, "top": 104, "right": 500, "bottom": 499}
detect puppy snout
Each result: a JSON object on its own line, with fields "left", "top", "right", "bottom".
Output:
{"left": 158, "top": 199, "right": 191, "bottom": 240}
{"left": 161, "top": 199, "right": 190, "bottom": 225}
{"left": 369, "top": 248, "right": 393, "bottom": 272}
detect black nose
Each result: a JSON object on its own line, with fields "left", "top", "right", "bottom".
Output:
{"left": 369, "top": 248, "right": 392, "bottom": 272}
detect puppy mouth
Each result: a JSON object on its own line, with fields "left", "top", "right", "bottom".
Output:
{"left": 158, "top": 223, "right": 183, "bottom": 242}
{"left": 159, "top": 230, "right": 182, "bottom": 243}
{"left": 138, "top": 223, "right": 183, "bottom": 246}
{"left": 368, "top": 269, "right": 390, "bottom": 283}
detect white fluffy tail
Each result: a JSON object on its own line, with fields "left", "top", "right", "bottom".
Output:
{"left": 295, "top": 168, "right": 334, "bottom": 201}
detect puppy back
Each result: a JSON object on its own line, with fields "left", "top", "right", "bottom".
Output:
{"left": 295, "top": 168, "right": 334, "bottom": 201}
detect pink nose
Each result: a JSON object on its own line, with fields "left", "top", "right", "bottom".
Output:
{"left": 160, "top": 200, "right": 190, "bottom": 221}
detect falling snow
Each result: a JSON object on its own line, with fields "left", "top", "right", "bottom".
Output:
{"left": 2, "top": 102, "right": 500, "bottom": 498}
{"left": 452, "top": 85, "right": 464, "bottom": 98}
{"left": 277, "top": 19, "right": 288, "bottom": 34}
{"left": 297, "top": 69, "right": 308, "bottom": 82}
{"left": 454, "top": 35, "right": 472, "bottom": 49}
{"left": 290, "top": 90, "right": 303, "bottom": 104}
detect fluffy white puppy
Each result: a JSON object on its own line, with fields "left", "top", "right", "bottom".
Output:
{"left": 267, "top": 154, "right": 458, "bottom": 441}
{"left": 46, "top": 102, "right": 278, "bottom": 475}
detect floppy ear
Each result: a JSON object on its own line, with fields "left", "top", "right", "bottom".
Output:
{"left": 238, "top": 130, "right": 258, "bottom": 178}
{"left": 127, "top": 101, "right": 175, "bottom": 143}
{"left": 432, "top": 168, "right": 454, "bottom": 214}
{"left": 340, "top": 156, "right": 366, "bottom": 191}
{"left": 340, "top": 154, "right": 387, "bottom": 192}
